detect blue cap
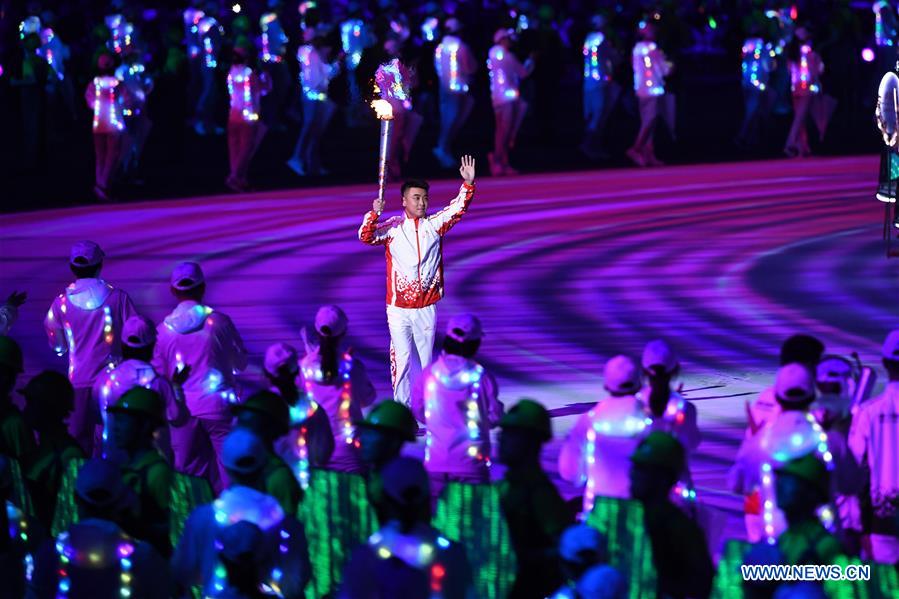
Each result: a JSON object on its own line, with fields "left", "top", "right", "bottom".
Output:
{"left": 222, "top": 428, "right": 268, "bottom": 475}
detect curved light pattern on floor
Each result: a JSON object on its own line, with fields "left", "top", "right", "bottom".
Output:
{"left": 2, "top": 156, "right": 892, "bottom": 545}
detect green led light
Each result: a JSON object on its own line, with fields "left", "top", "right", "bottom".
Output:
{"left": 432, "top": 482, "right": 516, "bottom": 599}
{"left": 709, "top": 17, "right": 717, "bottom": 30}
{"left": 52, "top": 458, "right": 86, "bottom": 536}
{"left": 710, "top": 539, "right": 750, "bottom": 598}
{"left": 169, "top": 473, "right": 213, "bottom": 550}
{"left": 585, "top": 496, "right": 656, "bottom": 599}
{"left": 10, "top": 459, "right": 35, "bottom": 518}
{"left": 297, "top": 469, "right": 377, "bottom": 598}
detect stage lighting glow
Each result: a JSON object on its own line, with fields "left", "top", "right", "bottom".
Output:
{"left": 232, "top": 4, "right": 240, "bottom": 13}
{"left": 862, "top": 47, "right": 875, "bottom": 62}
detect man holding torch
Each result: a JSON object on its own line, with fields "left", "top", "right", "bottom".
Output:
{"left": 358, "top": 155, "right": 475, "bottom": 407}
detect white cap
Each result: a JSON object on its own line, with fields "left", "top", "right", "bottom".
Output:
{"left": 20, "top": 16, "right": 41, "bottom": 35}
{"left": 559, "top": 524, "right": 607, "bottom": 563}
{"left": 105, "top": 14, "right": 124, "bottom": 30}
{"left": 641, "top": 339, "right": 678, "bottom": 373}
{"left": 170, "top": 261, "right": 205, "bottom": 290}
{"left": 883, "top": 329, "right": 899, "bottom": 361}
{"left": 264, "top": 342, "right": 299, "bottom": 376}
{"left": 774, "top": 363, "right": 816, "bottom": 404}
{"left": 70, "top": 240, "right": 105, "bottom": 267}
{"left": 122, "top": 315, "right": 157, "bottom": 348}
{"left": 603, "top": 355, "right": 642, "bottom": 394}
{"left": 446, "top": 314, "right": 483, "bottom": 343}
{"left": 815, "top": 357, "right": 851, "bottom": 384}
{"left": 494, "top": 28, "right": 514, "bottom": 44}
{"left": 315, "top": 305, "right": 348, "bottom": 337}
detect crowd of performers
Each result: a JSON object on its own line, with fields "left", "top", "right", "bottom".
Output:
{"left": 8, "top": 1, "right": 898, "bottom": 199}
{"left": 0, "top": 233, "right": 897, "bottom": 596}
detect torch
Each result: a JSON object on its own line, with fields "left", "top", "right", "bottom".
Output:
{"left": 370, "top": 58, "right": 410, "bottom": 208}
{"left": 370, "top": 98, "right": 393, "bottom": 206}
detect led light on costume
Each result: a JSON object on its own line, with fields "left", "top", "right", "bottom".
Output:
{"left": 759, "top": 412, "right": 835, "bottom": 544}
{"left": 115, "top": 62, "right": 150, "bottom": 117}
{"left": 741, "top": 38, "right": 776, "bottom": 91}
{"left": 297, "top": 45, "right": 328, "bottom": 101}
{"left": 50, "top": 281, "right": 117, "bottom": 379}
{"left": 877, "top": 70, "right": 899, "bottom": 149}
{"left": 487, "top": 47, "right": 521, "bottom": 103}
{"left": 303, "top": 352, "right": 354, "bottom": 445}
{"left": 633, "top": 41, "right": 667, "bottom": 96}
{"left": 19, "top": 16, "right": 41, "bottom": 39}
{"left": 644, "top": 393, "right": 699, "bottom": 504}
{"left": 791, "top": 44, "right": 821, "bottom": 94}
{"left": 54, "top": 531, "right": 135, "bottom": 598}
{"left": 341, "top": 19, "right": 365, "bottom": 70}
{"left": 422, "top": 18, "right": 439, "bottom": 43}
{"left": 39, "top": 28, "right": 66, "bottom": 80}
{"left": 516, "top": 14, "right": 530, "bottom": 33}
{"left": 7, "top": 501, "right": 35, "bottom": 582}
{"left": 165, "top": 304, "right": 213, "bottom": 332}
{"left": 98, "top": 361, "right": 156, "bottom": 456}
{"left": 260, "top": 13, "right": 287, "bottom": 63}
{"left": 583, "top": 412, "right": 652, "bottom": 514}
{"left": 874, "top": 1, "right": 897, "bottom": 47}
{"left": 389, "top": 18, "right": 410, "bottom": 43}
{"left": 105, "top": 15, "right": 133, "bottom": 55}
{"left": 423, "top": 363, "right": 488, "bottom": 465}
{"left": 583, "top": 33, "right": 611, "bottom": 83}
{"left": 436, "top": 38, "right": 469, "bottom": 93}
{"left": 368, "top": 528, "right": 451, "bottom": 598}
{"left": 287, "top": 400, "right": 319, "bottom": 489}
{"left": 91, "top": 77, "right": 126, "bottom": 132}
{"left": 765, "top": 8, "right": 794, "bottom": 55}
{"left": 227, "top": 65, "right": 261, "bottom": 121}
{"left": 198, "top": 17, "right": 221, "bottom": 69}
{"left": 183, "top": 8, "right": 205, "bottom": 59}
{"left": 210, "top": 488, "right": 289, "bottom": 596}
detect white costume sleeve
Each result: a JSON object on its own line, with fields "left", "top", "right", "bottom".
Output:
{"left": 427, "top": 183, "right": 475, "bottom": 236}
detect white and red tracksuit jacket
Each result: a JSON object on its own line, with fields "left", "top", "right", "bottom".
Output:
{"left": 358, "top": 183, "right": 475, "bottom": 308}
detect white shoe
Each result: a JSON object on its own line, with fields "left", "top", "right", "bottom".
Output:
{"left": 286, "top": 158, "right": 306, "bottom": 176}
{"left": 432, "top": 148, "right": 453, "bottom": 168}
{"left": 225, "top": 176, "right": 243, "bottom": 193}
{"left": 626, "top": 147, "right": 646, "bottom": 167}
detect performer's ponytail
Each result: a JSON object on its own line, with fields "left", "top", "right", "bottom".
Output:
{"left": 319, "top": 333, "right": 340, "bottom": 383}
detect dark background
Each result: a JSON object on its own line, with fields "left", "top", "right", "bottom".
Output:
{"left": 1, "top": 0, "right": 895, "bottom": 212}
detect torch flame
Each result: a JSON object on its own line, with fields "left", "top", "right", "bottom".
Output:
{"left": 371, "top": 98, "right": 394, "bottom": 120}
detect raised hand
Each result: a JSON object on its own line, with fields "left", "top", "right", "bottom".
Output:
{"left": 373, "top": 197, "right": 385, "bottom": 215}
{"left": 459, "top": 154, "right": 475, "bottom": 184}
{"left": 172, "top": 364, "right": 192, "bottom": 387}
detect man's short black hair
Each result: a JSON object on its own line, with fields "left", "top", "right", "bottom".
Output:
{"left": 401, "top": 179, "right": 430, "bottom": 196}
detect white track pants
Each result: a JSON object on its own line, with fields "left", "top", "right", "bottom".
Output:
{"left": 387, "top": 304, "right": 437, "bottom": 406}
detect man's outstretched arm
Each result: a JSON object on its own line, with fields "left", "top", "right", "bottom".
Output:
{"left": 429, "top": 155, "right": 476, "bottom": 236}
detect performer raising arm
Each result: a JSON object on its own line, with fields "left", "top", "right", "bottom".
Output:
{"left": 358, "top": 155, "right": 476, "bottom": 407}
